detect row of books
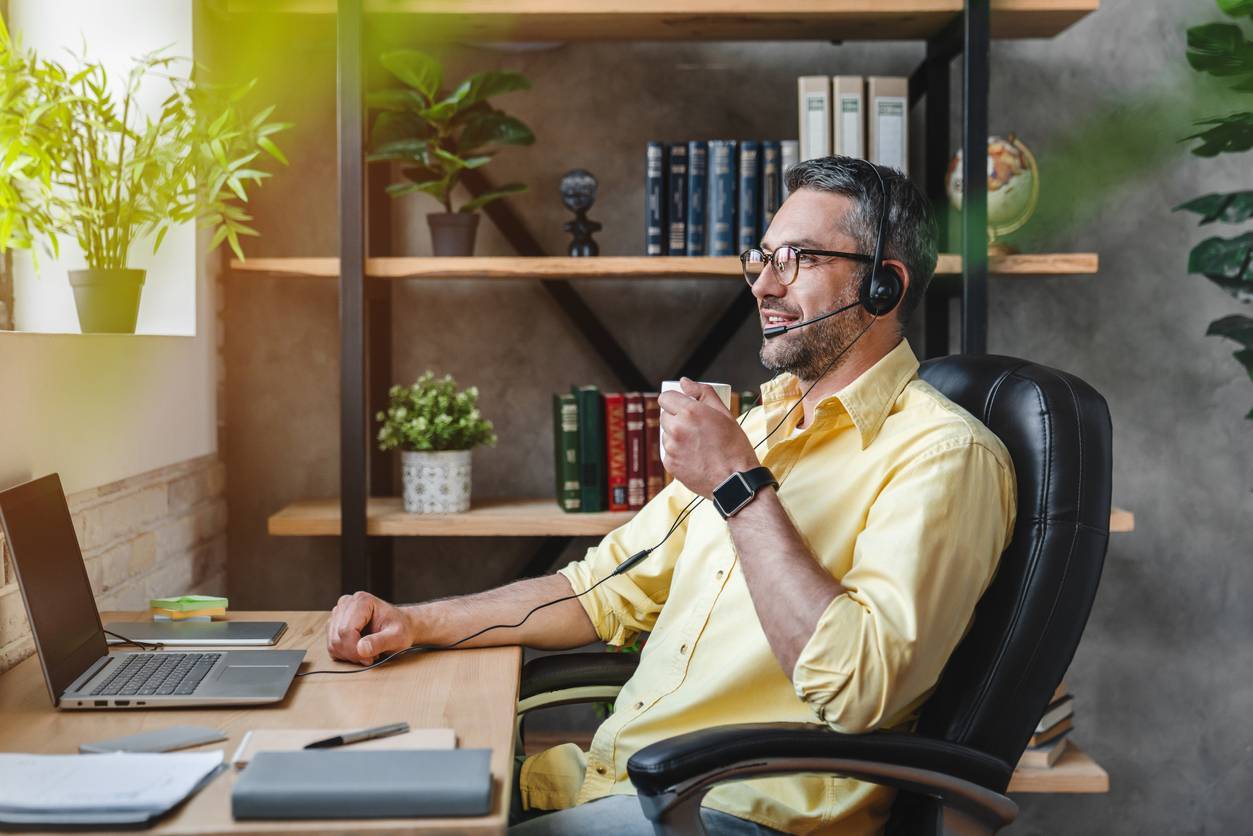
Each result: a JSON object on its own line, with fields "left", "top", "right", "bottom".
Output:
{"left": 553, "top": 386, "right": 757, "bottom": 513}
{"left": 645, "top": 139, "right": 800, "bottom": 257}
{"left": 1016, "top": 680, "right": 1075, "bottom": 769}
{"left": 798, "top": 75, "right": 910, "bottom": 174}
{"left": 642, "top": 75, "right": 912, "bottom": 259}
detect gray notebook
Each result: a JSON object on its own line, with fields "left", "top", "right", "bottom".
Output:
{"left": 231, "top": 749, "right": 492, "bottom": 820}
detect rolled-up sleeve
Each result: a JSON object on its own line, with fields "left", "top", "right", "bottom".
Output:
{"left": 559, "top": 480, "right": 697, "bottom": 646}
{"left": 792, "top": 439, "right": 1016, "bottom": 733}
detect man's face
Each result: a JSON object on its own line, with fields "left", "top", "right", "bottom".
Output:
{"left": 752, "top": 189, "right": 873, "bottom": 383}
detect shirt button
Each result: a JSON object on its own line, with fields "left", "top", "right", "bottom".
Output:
{"left": 680, "top": 643, "right": 688, "bottom": 655}
{"left": 595, "top": 765, "right": 607, "bottom": 775}
{"left": 715, "top": 570, "right": 724, "bottom": 580}
{"left": 634, "top": 701, "right": 644, "bottom": 710}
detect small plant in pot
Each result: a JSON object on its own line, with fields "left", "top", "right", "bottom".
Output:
{"left": 366, "top": 50, "right": 533, "bottom": 256}
{"left": 378, "top": 372, "right": 497, "bottom": 514}
{"left": 0, "top": 20, "right": 289, "bottom": 333}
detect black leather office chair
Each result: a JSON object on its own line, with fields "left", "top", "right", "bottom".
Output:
{"left": 517, "top": 355, "right": 1113, "bottom": 835}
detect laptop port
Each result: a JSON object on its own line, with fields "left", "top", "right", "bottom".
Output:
{"left": 115, "top": 700, "right": 129, "bottom": 706}
{"left": 94, "top": 700, "right": 107, "bottom": 707}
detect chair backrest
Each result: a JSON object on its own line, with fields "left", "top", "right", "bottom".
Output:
{"left": 910, "top": 355, "right": 1112, "bottom": 777}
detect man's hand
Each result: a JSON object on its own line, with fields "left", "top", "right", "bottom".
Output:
{"left": 327, "top": 591, "right": 417, "bottom": 664}
{"left": 658, "top": 377, "right": 759, "bottom": 498}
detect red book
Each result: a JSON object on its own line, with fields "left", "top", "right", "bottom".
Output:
{"left": 604, "top": 393, "right": 629, "bottom": 511}
{"left": 625, "top": 393, "right": 646, "bottom": 509}
{"left": 643, "top": 393, "right": 664, "bottom": 500}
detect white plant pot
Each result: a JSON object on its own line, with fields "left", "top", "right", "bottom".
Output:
{"left": 401, "top": 449, "right": 472, "bottom": 513}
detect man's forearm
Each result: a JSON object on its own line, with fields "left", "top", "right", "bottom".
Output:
{"left": 727, "top": 488, "right": 846, "bottom": 675}
{"left": 405, "top": 573, "right": 600, "bottom": 650}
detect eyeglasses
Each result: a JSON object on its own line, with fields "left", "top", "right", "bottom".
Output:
{"left": 740, "top": 245, "right": 874, "bottom": 287}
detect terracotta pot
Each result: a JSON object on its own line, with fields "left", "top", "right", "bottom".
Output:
{"left": 67, "top": 268, "right": 146, "bottom": 334}
{"left": 427, "top": 212, "right": 480, "bottom": 256}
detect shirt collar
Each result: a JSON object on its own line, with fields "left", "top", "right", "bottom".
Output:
{"left": 759, "top": 339, "right": 920, "bottom": 450}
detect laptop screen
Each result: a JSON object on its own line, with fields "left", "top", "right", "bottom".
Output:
{"left": 0, "top": 474, "right": 107, "bottom": 703}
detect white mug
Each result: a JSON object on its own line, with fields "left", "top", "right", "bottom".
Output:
{"left": 659, "top": 380, "right": 733, "bottom": 470}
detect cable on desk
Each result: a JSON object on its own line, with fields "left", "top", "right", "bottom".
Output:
{"left": 103, "top": 629, "right": 165, "bottom": 651}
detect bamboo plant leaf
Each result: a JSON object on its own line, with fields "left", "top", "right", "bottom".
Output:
{"left": 1174, "top": 191, "right": 1253, "bottom": 224}
{"left": 458, "top": 182, "right": 526, "bottom": 213}
{"left": 1187, "top": 231, "right": 1253, "bottom": 300}
{"left": 379, "top": 50, "right": 441, "bottom": 102}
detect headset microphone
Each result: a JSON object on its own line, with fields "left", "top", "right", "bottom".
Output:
{"left": 762, "top": 299, "right": 862, "bottom": 339}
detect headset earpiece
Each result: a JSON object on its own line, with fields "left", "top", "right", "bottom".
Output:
{"left": 858, "top": 161, "right": 902, "bottom": 318}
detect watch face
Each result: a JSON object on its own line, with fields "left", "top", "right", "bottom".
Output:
{"left": 714, "top": 474, "right": 753, "bottom": 516}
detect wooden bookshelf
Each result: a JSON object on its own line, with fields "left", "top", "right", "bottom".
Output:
{"left": 230, "top": 253, "right": 1099, "bottom": 280}
{"left": 1008, "top": 743, "right": 1109, "bottom": 793}
{"left": 227, "top": 1, "right": 1098, "bottom": 41}
{"left": 268, "top": 497, "right": 636, "bottom": 537}
{"left": 269, "top": 497, "right": 1135, "bottom": 537}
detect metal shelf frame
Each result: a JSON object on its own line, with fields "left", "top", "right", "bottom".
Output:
{"left": 333, "top": 0, "right": 992, "bottom": 596}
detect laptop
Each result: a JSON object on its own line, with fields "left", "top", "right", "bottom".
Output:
{"left": 0, "top": 474, "right": 305, "bottom": 709}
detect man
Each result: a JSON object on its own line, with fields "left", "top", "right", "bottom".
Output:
{"left": 327, "top": 156, "right": 1017, "bottom": 835}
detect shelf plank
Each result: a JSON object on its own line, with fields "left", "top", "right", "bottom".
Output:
{"left": 268, "top": 497, "right": 636, "bottom": 537}
{"left": 226, "top": 1, "right": 1098, "bottom": 41}
{"left": 230, "top": 253, "right": 1099, "bottom": 280}
{"left": 270, "top": 497, "right": 1132, "bottom": 538}
{"left": 1109, "top": 507, "right": 1134, "bottom": 533}
{"left": 1008, "top": 742, "right": 1109, "bottom": 793}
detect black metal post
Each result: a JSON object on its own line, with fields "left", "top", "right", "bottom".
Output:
{"left": 961, "top": 0, "right": 990, "bottom": 354}
{"left": 338, "top": 0, "right": 368, "bottom": 595}
{"left": 921, "top": 23, "right": 957, "bottom": 359}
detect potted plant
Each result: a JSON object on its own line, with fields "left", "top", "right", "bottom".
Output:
{"left": 366, "top": 50, "right": 533, "bottom": 256}
{"left": 0, "top": 21, "right": 289, "bottom": 333}
{"left": 377, "top": 372, "right": 497, "bottom": 513}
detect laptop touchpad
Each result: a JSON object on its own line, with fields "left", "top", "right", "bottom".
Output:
{"left": 217, "top": 664, "right": 287, "bottom": 685}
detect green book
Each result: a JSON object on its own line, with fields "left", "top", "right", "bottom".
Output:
{"left": 552, "top": 393, "right": 581, "bottom": 512}
{"left": 572, "top": 385, "right": 605, "bottom": 513}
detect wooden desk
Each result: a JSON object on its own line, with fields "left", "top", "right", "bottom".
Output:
{"left": 0, "top": 611, "right": 522, "bottom": 835}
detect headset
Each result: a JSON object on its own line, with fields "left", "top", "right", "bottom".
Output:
{"left": 300, "top": 158, "right": 901, "bottom": 676}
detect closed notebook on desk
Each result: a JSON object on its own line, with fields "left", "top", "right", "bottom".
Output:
{"left": 231, "top": 749, "right": 492, "bottom": 819}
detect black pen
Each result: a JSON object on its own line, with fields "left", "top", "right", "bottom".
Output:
{"left": 304, "top": 721, "right": 410, "bottom": 749}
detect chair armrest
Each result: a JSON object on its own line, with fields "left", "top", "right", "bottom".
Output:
{"left": 626, "top": 723, "right": 1017, "bottom": 836}
{"left": 519, "top": 652, "right": 640, "bottom": 705}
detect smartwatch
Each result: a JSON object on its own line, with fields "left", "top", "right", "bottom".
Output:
{"left": 712, "top": 466, "right": 779, "bottom": 519}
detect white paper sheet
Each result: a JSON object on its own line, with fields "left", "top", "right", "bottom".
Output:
{"left": 0, "top": 750, "right": 223, "bottom": 814}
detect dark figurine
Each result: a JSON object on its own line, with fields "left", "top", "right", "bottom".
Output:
{"left": 560, "top": 169, "right": 602, "bottom": 257}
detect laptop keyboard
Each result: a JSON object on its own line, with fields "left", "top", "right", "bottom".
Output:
{"left": 90, "top": 652, "right": 224, "bottom": 697}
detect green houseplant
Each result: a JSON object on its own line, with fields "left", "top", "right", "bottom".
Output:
{"left": 366, "top": 50, "right": 533, "bottom": 256}
{"left": 378, "top": 372, "right": 497, "bottom": 513}
{"left": 1176, "top": 0, "right": 1253, "bottom": 420}
{"left": 0, "top": 20, "right": 289, "bottom": 333}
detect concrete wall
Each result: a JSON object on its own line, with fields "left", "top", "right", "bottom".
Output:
{"left": 217, "top": 0, "right": 1253, "bottom": 832}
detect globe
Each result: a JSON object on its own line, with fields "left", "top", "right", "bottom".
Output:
{"left": 945, "top": 133, "right": 1039, "bottom": 252}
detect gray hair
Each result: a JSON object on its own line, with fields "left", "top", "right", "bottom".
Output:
{"left": 784, "top": 156, "right": 938, "bottom": 328}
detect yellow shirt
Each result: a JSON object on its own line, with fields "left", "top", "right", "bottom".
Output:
{"left": 521, "top": 340, "right": 1017, "bottom": 834}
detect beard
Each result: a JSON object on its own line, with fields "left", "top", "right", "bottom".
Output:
{"left": 759, "top": 296, "right": 871, "bottom": 383}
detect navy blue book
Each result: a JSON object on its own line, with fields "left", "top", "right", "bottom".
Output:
{"left": 685, "top": 141, "right": 708, "bottom": 256}
{"left": 667, "top": 142, "right": 688, "bottom": 256}
{"left": 759, "top": 140, "right": 782, "bottom": 241}
{"left": 736, "top": 140, "right": 761, "bottom": 252}
{"left": 706, "top": 140, "right": 737, "bottom": 256}
{"left": 645, "top": 142, "right": 666, "bottom": 255}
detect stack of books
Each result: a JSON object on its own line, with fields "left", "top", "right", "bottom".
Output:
{"left": 644, "top": 139, "right": 800, "bottom": 257}
{"left": 553, "top": 387, "right": 757, "bottom": 513}
{"left": 149, "top": 595, "right": 228, "bottom": 621}
{"left": 1017, "top": 680, "right": 1075, "bottom": 769}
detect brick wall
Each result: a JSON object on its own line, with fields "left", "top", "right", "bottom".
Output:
{"left": 0, "top": 454, "right": 227, "bottom": 673}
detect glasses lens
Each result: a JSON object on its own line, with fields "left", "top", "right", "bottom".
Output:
{"left": 773, "top": 246, "right": 798, "bottom": 285}
{"left": 741, "top": 249, "right": 767, "bottom": 285}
